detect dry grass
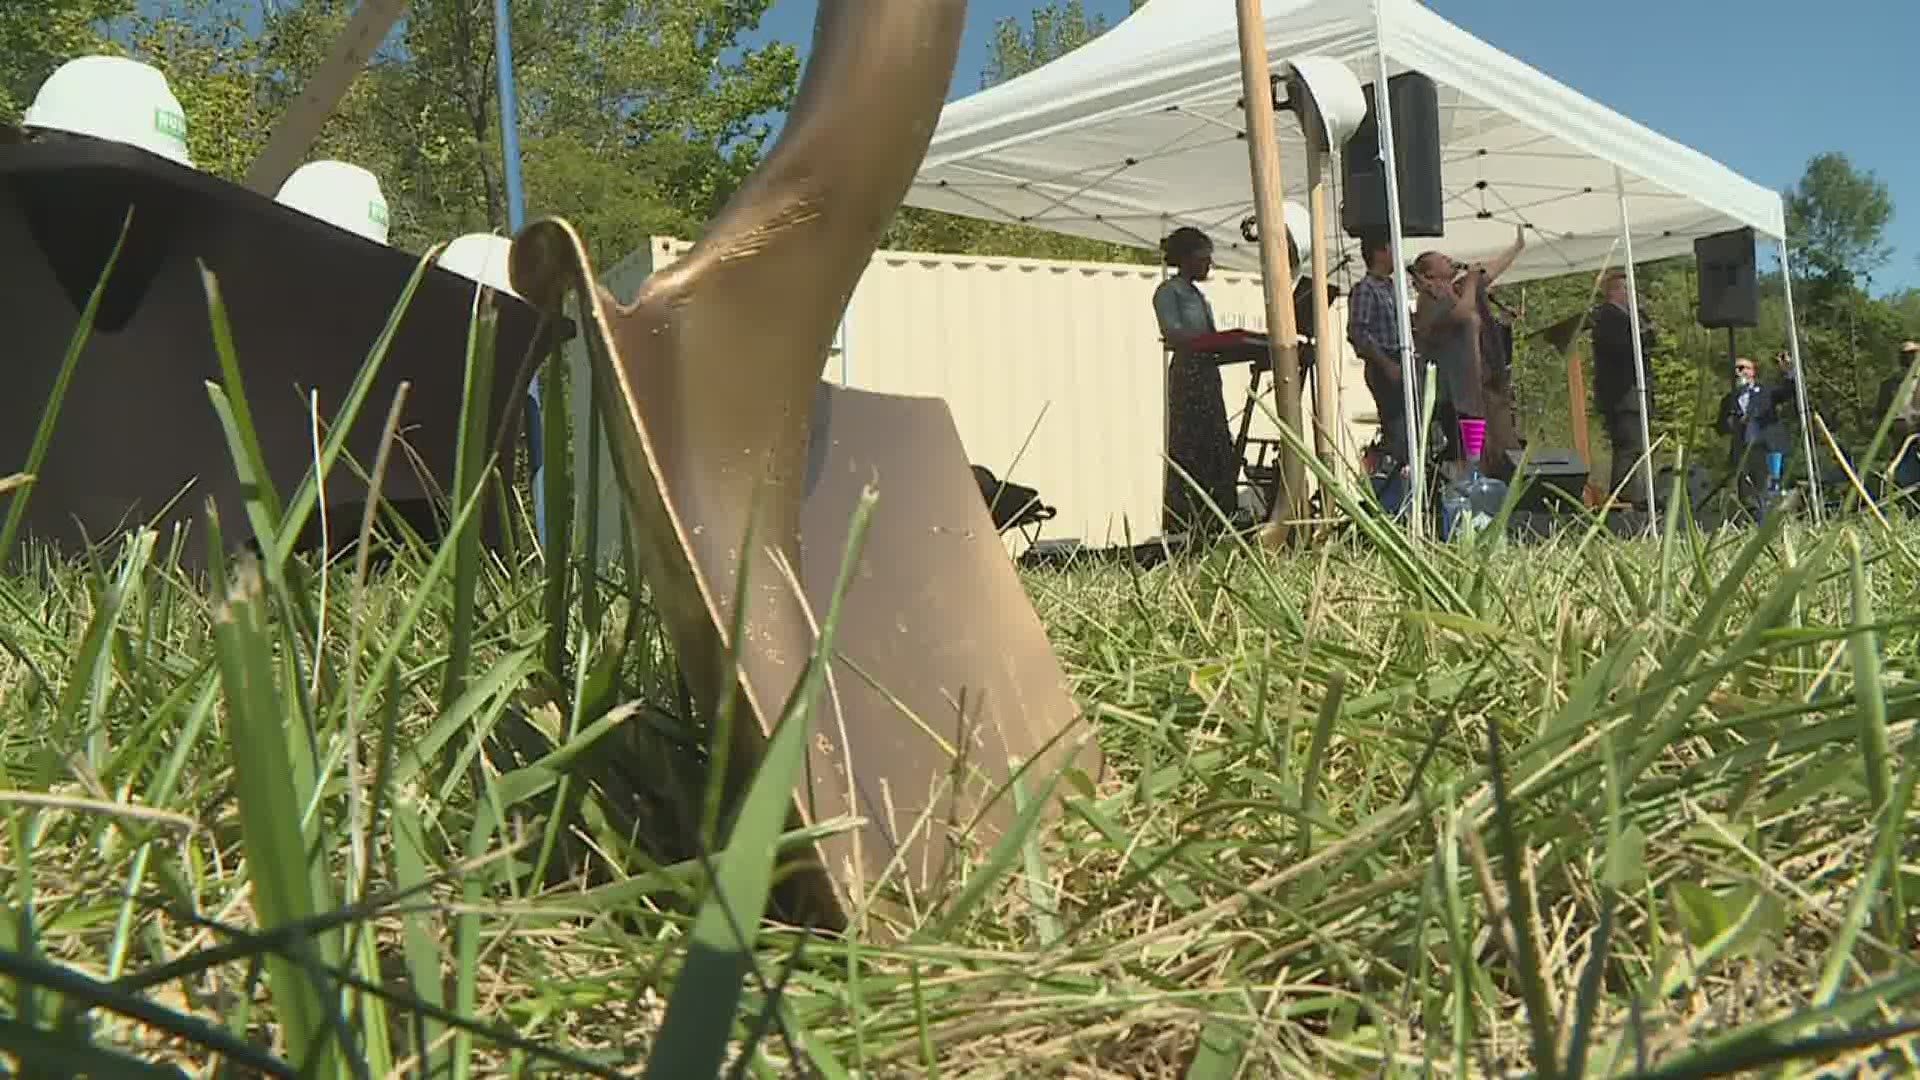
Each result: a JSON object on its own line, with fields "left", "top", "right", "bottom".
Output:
{"left": 2, "top": 505, "right": 1918, "bottom": 1077}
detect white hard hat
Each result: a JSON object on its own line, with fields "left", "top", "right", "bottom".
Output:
{"left": 1284, "top": 56, "right": 1369, "bottom": 150}
{"left": 437, "top": 232, "right": 519, "bottom": 298}
{"left": 276, "top": 160, "right": 391, "bottom": 245}
{"left": 22, "top": 55, "right": 194, "bottom": 167}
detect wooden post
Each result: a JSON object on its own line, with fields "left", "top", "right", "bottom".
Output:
{"left": 1305, "top": 122, "right": 1340, "bottom": 469}
{"left": 1232, "top": 0, "right": 1306, "bottom": 535}
{"left": 1565, "top": 346, "right": 1605, "bottom": 507}
{"left": 244, "top": 0, "right": 410, "bottom": 196}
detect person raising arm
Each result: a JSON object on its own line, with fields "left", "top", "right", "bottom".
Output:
{"left": 1411, "top": 250, "right": 1483, "bottom": 433}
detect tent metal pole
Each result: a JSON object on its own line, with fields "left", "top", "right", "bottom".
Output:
{"left": 1161, "top": 249, "right": 1173, "bottom": 533}
{"left": 493, "top": 0, "right": 546, "bottom": 543}
{"left": 494, "top": 0, "right": 527, "bottom": 233}
{"left": 1370, "top": 23, "right": 1424, "bottom": 539}
{"left": 1613, "top": 168, "right": 1659, "bottom": 537}
{"left": 1232, "top": 0, "right": 1309, "bottom": 538}
{"left": 1777, "top": 237, "right": 1824, "bottom": 521}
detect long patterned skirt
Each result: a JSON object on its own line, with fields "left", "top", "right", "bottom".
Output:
{"left": 1164, "top": 355, "right": 1241, "bottom": 534}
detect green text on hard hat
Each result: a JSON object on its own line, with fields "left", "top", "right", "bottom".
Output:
{"left": 153, "top": 107, "right": 187, "bottom": 144}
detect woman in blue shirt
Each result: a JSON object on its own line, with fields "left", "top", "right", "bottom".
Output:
{"left": 1153, "top": 227, "right": 1240, "bottom": 534}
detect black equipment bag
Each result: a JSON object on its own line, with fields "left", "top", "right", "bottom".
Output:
{"left": 971, "top": 465, "right": 1056, "bottom": 534}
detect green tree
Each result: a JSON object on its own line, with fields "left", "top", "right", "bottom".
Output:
{"left": 1777, "top": 152, "right": 1905, "bottom": 443}
{"left": 1886, "top": 287, "right": 1920, "bottom": 340}
{"left": 979, "top": 0, "right": 1142, "bottom": 90}
{"left": 98, "top": 0, "right": 795, "bottom": 264}
{"left": 1, "top": 0, "right": 132, "bottom": 124}
{"left": 1784, "top": 151, "right": 1893, "bottom": 286}
{"left": 505, "top": 0, "right": 798, "bottom": 261}
{"left": 126, "top": 2, "right": 282, "bottom": 179}
{"left": 886, "top": 0, "right": 1152, "bottom": 263}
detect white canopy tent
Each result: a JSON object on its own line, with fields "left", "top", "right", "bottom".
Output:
{"left": 911, "top": 0, "right": 1784, "bottom": 281}
{"left": 908, "top": 0, "right": 1820, "bottom": 526}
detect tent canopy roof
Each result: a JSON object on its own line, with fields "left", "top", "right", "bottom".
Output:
{"left": 909, "top": 0, "right": 1784, "bottom": 284}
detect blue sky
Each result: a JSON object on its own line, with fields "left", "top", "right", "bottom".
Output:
{"left": 746, "top": 0, "right": 1918, "bottom": 292}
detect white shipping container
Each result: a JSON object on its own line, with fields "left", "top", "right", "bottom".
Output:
{"left": 569, "top": 237, "right": 1384, "bottom": 560}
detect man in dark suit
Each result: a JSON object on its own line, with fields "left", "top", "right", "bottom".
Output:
{"left": 1590, "top": 270, "right": 1657, "bottom": 507}
{"left": 1716, "top": 352, "right": 1796, "bottom": 514}
{"left": 1875, "top": 341, "right": 1920, "bottom": 489}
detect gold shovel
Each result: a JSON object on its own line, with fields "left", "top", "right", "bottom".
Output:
{"left": 509, "top": 0, "right": 1100, "bottom": 936}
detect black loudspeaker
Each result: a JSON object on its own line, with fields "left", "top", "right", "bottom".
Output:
{"left": 1694, "top": 226, "right": 1759, "bottom": 329}
{"left": 1341, "top": 72, "right": 1445, "bottom": 239}
{"left": 1504, "top": 448, "right": 1589, "bottom": 511}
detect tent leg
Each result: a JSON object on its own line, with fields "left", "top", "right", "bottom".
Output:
{"left": 1370, "top": 35, "right": 1425, "bottom": 540}
{"left": 1612, "top": 168, "right": 1659, "bottom": 537}
{"left": 1565, "top": 346, "right": 1602, "bottom": 505}
{"left": 1778, "top": 238, "right": 1824, "bottom": 521}
{"left": 493, "top": 0, "right": 546, "bottom": 543}
{"left": 1232, "top": 0, "right": 1307, "bottom": 537}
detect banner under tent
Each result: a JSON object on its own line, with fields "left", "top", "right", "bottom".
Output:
{"left": 908, "top": 0, "right": 1820, "bottom": 528}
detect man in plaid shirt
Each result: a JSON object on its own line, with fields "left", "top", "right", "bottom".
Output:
{"left": 1347, "top": 233, "right": 1412, "bottom": 458}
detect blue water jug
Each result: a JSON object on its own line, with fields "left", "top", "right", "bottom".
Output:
{"left": 1440, "top": 465, "right": 1508, "bottom": 541}
{"left": 1466, "top": 470, "right": 1509, "bottom": 520}
{"left": 1759, "top": 450, "right": 1785, "bottom": 521}
{"left": 1439, "top": 479, "right": 1470, "bottom": 540}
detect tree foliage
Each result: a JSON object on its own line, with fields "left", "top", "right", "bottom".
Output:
{"left": 884, "top": 0, "right": 1154, "bottom": 265}
{"left": 0, "top": 0, "right": 131, "bottom": 124}
{"left": 9, "top": 0, "right": 796, "bottom": 265}
{"left": 1785, "top": 151, "right": 1893, "bottom": 286}
{"left": 978, "top": 0, "right": 1142, "bottom": 90}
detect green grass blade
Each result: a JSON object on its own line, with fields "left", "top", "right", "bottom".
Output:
{"left": 1484, "top": 720, "right": 1561, "bottom": 1080}
{"left": 441, "top": 296, "right": 499, "bottom": 714}
{"left": 198, "top": 268, "right": 285, "bottom": 538}
{"left": 1184, "top": 1018, "right": 1248, "bottom": 1079}
{"left": 207, "top": 544, "right": 343, "bottom": 1078}
{"left": 918, "top": 755, "right": 1068, "bottom": 943}
{"left": 1297, "top": 668, "right": 1345, "bottom": 860}
{"left": 644, "top": 488, "right": 879, "bottom": 1080}
{"left": 1010, "top": 770, "right": 1061, "bottom": 949}
{"left": 268, "top": 249, "right": 439, "bottom": 571}
{"left": 1626, "top": 968, "right": 1920, "bottom": 1080}
{"left": 390, "top": 794, "right": 449, "bottom": 1076}
{"left": 50, "top": 543, "right": 139, "bottom": 773}
{"left": 1562, "top": 888, "right": 1616, "bottom": 1080}
{"left": 1814, "top": 754, "right": 1920, "bottom": 1004}
{"left": 0, "top": 955, "right": 287, "bottom": 1077}
{"left": 0, "top": 1016, "right": 190, "bottom": 1079}
{"left": 1844, "top": 531, "right": 1897, "bottom": 922}
{"left": 539, "top": 334, "right": 576, "bottom": 689}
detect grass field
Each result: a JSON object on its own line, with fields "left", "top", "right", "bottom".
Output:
{"left": 1, "top": 250, "right": 1918, "bottom": 1078}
